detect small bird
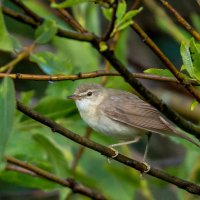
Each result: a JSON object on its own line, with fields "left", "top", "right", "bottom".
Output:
{"left": 68, "top": 83, "right": 200, "bottom": 169}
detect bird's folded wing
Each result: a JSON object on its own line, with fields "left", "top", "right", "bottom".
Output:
{"left": 102, "top": 93, "right": 170, "bottom": 133}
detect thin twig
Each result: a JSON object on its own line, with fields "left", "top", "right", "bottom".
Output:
{"left": 3, "top": 4, "right": 200, "bottom": 140}
{"left": 10, "top": 0, "right": 42, "bottom": 22}
{"left": 49, "top": 0, "right": 87, "bottom": 33}
{"left": 3, "top": 1, "right": 200, "bottom": 195}
{"left": 159, "top": 0, "right": 200, "bottom": 41}
{"left": 0, "top": 71, "right": 199, "bottom": 85}
{"left": 16, "top": 101, "right": 200, "bottom": 195}
{"left": 94, "top": 47, "right": 200, "bottom": 139}
{"left": 130, "top": 0, "right": 142, "bottom": 9}
{"left": 100, "top": 62, "right": 111, "bottom": 85}
{"left": 2, "top": 6, "right": 96, "bottom": 42}
{"left": 131, "top": 22, "right": 200, "bottom": 103}
{"left": 6, "top": 156, "right": 107, "bottom": 200}
{"left": 6, "top": 164, "right": 37, "bottom": 176}
{"left": 0, "top": 43, "right": 36, "bottom": 73}
{"left": 104, "top": 0, "right": 118, "bottom": 40}
{"left": 143, "top": 0, "right": 185, "bottom": 43}
{"left": 2, "top": 6, "right": 39, "bottom": 27}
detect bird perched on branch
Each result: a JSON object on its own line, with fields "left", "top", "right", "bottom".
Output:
{"left": 68, "top": 83, "right": 200, "bottom": 172}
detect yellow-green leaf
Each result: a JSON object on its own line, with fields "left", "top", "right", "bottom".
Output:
{"left": 190, "top": 100, "right": 198, "bottom": 111}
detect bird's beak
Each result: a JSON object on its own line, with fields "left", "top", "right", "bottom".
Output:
{"left": 67, "top": 94, "right": 79, "bottom": 100}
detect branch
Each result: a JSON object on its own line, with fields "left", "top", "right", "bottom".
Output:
{"left": 2, "top": 6, "right": 39, "bottom": 27}
{"left": 94, "top": 47, "right": 200, "bottom": 139}
{"left": 130, "top": 0, "right": 142, "bottom": 9}
{"left": 16, "top": 101, "right": 200, "bottom": 195}
{"left": 49, "top": 0, "right": 87, "bottom": 33}
{"left": 159, "top": 0, "right": 200, "bottom": 42}
{"left": 104, "top": 0, "right": 118, "bottom": 40}
{"left": 2, "top": 6, "right": 96, "bottom": 42}
{"left": 131, "top": 22, "right": 200, "bottom": 104}
{"left": 5, "top": 156, "right": 107, "bottom": 200}
{"left": 10, "top": 0, "right": 42, "bottom": 22}
{"left": 2, "top": 5, "right": 200, "bottom": 138}
{"left": 6, "top": 164, "right": 37, "bottom": 177}
{"left": 4, "top": 1, "right": 200, "bottom": 195}
{"left": 0, "top": 71, "right": 199, "bottom": 85}
{"left": 0, "top": 43, "right": 36, "bottom": 73}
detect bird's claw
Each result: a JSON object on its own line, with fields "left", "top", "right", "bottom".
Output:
{"left": 107, "top": 146, "right": 119, "bottom": 163}
{"left": 141, "top": 161, "right": 151, "bottom": 173}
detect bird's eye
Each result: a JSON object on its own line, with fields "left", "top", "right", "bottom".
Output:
{"left": 87, "top": 91, "right": 92, "bottom": 96}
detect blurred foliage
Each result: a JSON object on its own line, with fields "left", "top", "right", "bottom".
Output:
{"left": 0, "top": 0, "right": 200, "bottom": 200}
{"left": 0, "top": 78, "right": 16, "bottom": 164}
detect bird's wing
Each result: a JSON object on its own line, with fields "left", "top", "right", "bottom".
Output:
{"left": 101, "top": 91, "right": 170, "bottom": 133}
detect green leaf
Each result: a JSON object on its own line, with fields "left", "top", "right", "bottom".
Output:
{"left": 191, "top": 13, "right": 200, "bottom": 33}
{"left": 99, "top": 41, "right": 108, "bottom": 52}
{"left": 52, "top": 37, "right": 100, "bottom": 71}
{"left": 0, "top": 77, "right": 16, "bottom": 162}
{"left": 33, "top": 134, "right": 71, "bottom": 177}
{"left": 180, "top": 64, "right": 187, "bottom": 71}
{"left": 20, "top": 90, "right": 35, "bottom": 105}
{"left": 189, "top": 38, "right": 200, "bottom": 81}
{"left": 30, "top": 51, "right": 72, "bottom": 75}
{"left": 34, "top": 96, "right": 76, "bottom": 119}
{"left": 102, "top": 7, "right": 113, "bottom": 21}
{"left": 113, "top": 7, "right": 142, "bottom": 35}
{"left": 190, "top": 100, "right": 198, "bottom": 111}
{"left": 180, "top": 39, "right": 200, "bottom": 81}
{"left": 51, "top": 0, "right": 112, "bottom": 8}
{"left": 116, "top": 0, "right": 127, "bottom": 25}
{"left": 51, "top": 0, "right": 92, "bottom": 8}
{"left": 119, "top": 7, "right": 143, "bottom": 26}
{"left": 35, "top": 19, "right": 58, "bottom": 44}
{"left": 0, "top": 7, "right": 14, "bottom": 52}
{"left": 85, "top": 4, "right": 101, "bottom": 34}
{"left": 10, "top": 35, "right": 22, "bottom": 52}
{"left": 115, "top": 20, "right": 133, "bottom": 32}
{"left": 180, "top": 40, "right": 194, "bottom": 77}
{"left": 0, "top": 169, "right": 57, "bottom": 190}
{"left": 144, "top": 68, "right": 174, "bottom": 77}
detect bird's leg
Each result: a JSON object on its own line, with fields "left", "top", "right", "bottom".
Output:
{"left": 108, "top": 135, "right": 141, "bottom": 159}
{"left": 141, "top": 132, "right": 152, "bottom": 173}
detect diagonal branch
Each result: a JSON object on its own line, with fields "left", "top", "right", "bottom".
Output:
{"left": 49, "top": 0, "right": 87, "bottom": 33}
{"left": 2, "top": 6, "right": 96, "bottom": 42}
{"left": 104, "top": 0, "right": 118, "bottom": 40}
{"left": 131, "top": 22, "right": 200, "bottom": 104}
{"left": 16, "top": 101, "right": 200, "bottom": 195}
{"left": 159, "top": 0, "right": 200, "bottom": 41}
{"left": 6, "top": 156, "right": 107, "bottom": 200}
{"left": 3, "top": 5, "right": 200, "bottom": 138}
{"left": 2, "top": 6, "right": 39, "bottom": 27}
{"left": 94, "top": 47, "right": 200, "bottom": 139}
{"left": 0, "top": 43, "right": 36, "bottom": 73}
{"left": 10, "top": 0, "right": 42, "bottom": 22}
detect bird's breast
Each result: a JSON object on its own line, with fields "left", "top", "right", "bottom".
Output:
{"left": 76, "top": 99, "right": 140, "bottom": 140}
{"left": 79, "top": 108, "right": 138, "bottom": 140}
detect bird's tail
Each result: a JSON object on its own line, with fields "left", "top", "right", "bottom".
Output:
{"left": 160, "top": 116, "right": 200, "bottom": 148}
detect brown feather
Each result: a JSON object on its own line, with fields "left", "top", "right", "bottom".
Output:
{"left": 100, "top": 88, "right": 200, "bottom": 148}
{"left": 101, "top": 89, "right": 174, "bottom": 134}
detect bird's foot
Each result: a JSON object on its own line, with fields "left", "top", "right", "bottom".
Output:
{"left": 141, "top": 161, "right": 151, "bottom": 175}
{"left": 107, "top": 145, "right": 119, "bottom": 163}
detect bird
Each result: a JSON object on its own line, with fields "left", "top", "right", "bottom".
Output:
{"left": 68, "top": 83, "right": 200, "bottom": 171}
